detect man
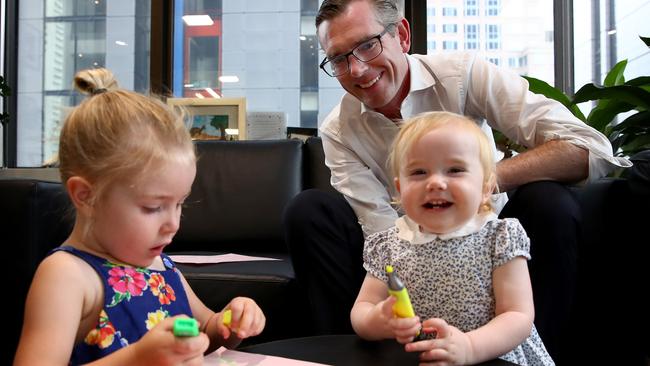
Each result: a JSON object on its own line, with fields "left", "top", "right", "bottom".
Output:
{"left": 283, "top": 0, "right": 630, "bottom": 362}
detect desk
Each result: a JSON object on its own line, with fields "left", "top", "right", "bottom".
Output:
{"left": 241, "top": 335, "right": 516, "bottom": 366}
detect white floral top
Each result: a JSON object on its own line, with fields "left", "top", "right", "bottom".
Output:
{"left": 363, "top": 213, "right": 555, "bottom": 366}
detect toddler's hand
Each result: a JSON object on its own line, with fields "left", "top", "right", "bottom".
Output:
{"left": 134, "top": 316, "right": 209, "bottom": 366}
{"left": 219, "top": 297, "right": 266, "bottom": 340}
{"left": 405, "top": 318, "right": 472, "bottom": 365}
{"left": 378, "top": 295, "right": 421, "bottom": 344}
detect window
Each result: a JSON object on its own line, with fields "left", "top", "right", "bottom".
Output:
{"left": 443, "top": 24, "right": 458, "bottom": 33}
{"left": 488, "top": 57, "right": 500, "bottom": 65}
{"left": 427, "top": 7, "right": 436, "bottom": 17}
{"left": 464, "top": 0, "right": 478, "bottom": 16}
{"left": 443, "top": 40, "right": 458, "bottom": 50}
{"left": 573, "top": 0, "right": 650, "bottom": 89}
{"left": 425, "top": 0, "right": 553, "bottom": 83}
{"left": 15, "top": 0, "right": 151, "bottom": 166}
{"left": 545, "top": 30, "right": 554, "bottom": 43}
{"left": 486, "top": 24, "right": 500, "bottom": 50}
{"left": 519, "top": 55, "right": 528, "bottom": 67}
{"left": 427, "top": 23, "right": 436, "bottom": 33}
{"left": 486, "top": 0, "right": 500, "bottom": 16}
{"left": 173, "top": 1, "right": 331, "bottom": 131}
{"left": 442, "top": 7, "right": 457, "bottom": 16}
{"left": 465, "top": 24, "right": 479, "bottom": 49}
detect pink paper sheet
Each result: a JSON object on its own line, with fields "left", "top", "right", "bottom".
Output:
{"left": 204, "top": 347, "right": 330, "bottom": 365}
{"left": 169, "top": 253, "right": 281, "bottom": 264}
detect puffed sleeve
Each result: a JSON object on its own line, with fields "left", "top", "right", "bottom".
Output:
{"left": 362, "top": 228, "right": 395, "bottom": 282}
{"left": 491, "top": 218, "right": 531, "bottom": 269}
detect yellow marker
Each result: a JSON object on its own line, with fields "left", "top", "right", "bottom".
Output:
{"left": 385, "top": 265, "right": 416, "bottom": 318}
{"left": 222, "top": 309, "right": 232, "bottom": 327}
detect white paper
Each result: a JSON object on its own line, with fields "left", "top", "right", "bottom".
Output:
{"left": 246, "top": 112, "right": 287, "bottom": 140}
{"left": 169, "top": 253, "right": 281, "bottom": 264}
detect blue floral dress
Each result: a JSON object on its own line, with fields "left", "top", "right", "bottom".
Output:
{"left": 51, "top": 246, "right": 193, "bottom": 365}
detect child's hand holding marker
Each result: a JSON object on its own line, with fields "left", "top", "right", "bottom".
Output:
{"left": 174, "top": 317, "right": 200, "bottom": 337}
{"left": 218, "top": 298, "right": 266, "bottom": 341}
{"left": 386, "top": 266, "right": 436, "bottom": 342}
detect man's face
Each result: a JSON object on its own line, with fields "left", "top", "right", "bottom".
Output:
{"left": 318, "top": 0, "right": 410, "bottom": 114}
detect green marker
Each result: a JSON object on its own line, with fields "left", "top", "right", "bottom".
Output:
{"left": 173, "top": 317, "right": 199, "bottom": 337}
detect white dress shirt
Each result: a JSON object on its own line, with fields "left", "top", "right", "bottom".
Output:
{"left": 319, "top": 51, "right": 631, "bottom": 237}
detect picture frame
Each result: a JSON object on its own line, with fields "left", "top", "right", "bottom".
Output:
{"left": 167, "top": 97, "right": 247, "bottom": 140}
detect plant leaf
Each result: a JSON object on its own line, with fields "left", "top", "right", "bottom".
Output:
{"left": 573, "top": 84, "right": 650, "bottom": 109}
{"left": 586, "top": 101, "right": 635, "bottom": 132}
{"left": 641, "top": 35, "right": 650, "bottom": 48}
{"left": 625, "top": 76, "right": 650, "bottom": 87}
{"left": 603, "top": 60, "right": 627, "bottom": 87}
{"left": 620, "top": 134, "right": 650, "bottom": 156}
{"left": 523, "top": 76, "right": 586, "bottom": 121}
{"left": 612, "top": 110, "right": 650, "bottom": 132}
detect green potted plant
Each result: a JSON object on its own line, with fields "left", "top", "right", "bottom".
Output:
{"left": 495, "top": 36, "right": 650, "bottom": 162}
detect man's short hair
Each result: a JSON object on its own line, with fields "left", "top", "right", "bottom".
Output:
{"left": 316, "top": 0, "right": 401, "bottom": 35}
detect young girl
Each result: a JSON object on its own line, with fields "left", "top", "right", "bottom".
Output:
{"left": 13, "top": 68, "right": 265, "bottom": 365}
{"left": 351, "top": 112, "right": 554, "bottom": 365}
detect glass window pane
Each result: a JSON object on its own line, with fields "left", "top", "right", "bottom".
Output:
{"left": 426, "top": 0, "right": 554, "bottom": 83}
{"left": 44, "top": 21, "right": 106, "bottom": 91}
{"left": 173, "top": 0, "right": 337, "bottom": 129}
{"left": 573, "top": 0, "right": 650, "bottom": 88}
{"left": 45, "top": 0, "right": 107, "bottom": 17}
{"left": 16, "top": 0, "right": 151, "bottom": 166}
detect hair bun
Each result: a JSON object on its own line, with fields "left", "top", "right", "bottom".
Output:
{"left": 73, "top": 68, "right": 119, "bottom": 96}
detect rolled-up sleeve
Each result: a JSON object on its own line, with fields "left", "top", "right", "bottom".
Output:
{"left": 464, "top": 54, "right": 632, "bottom": 182}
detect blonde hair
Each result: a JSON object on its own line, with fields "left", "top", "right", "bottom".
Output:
{"left": 58, "top": 68, "right": 195, "bottom": 207}
{"left": 388, "top": 111, "right": 497, "bottom": 211}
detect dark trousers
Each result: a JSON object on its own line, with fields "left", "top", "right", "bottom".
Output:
{"left": 282, "top": 181, "right": 579, "bottom": 363}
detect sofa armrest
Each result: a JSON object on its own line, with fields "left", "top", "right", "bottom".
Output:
{"left": 1, "top": 179, "right": 73, "bottom": 365}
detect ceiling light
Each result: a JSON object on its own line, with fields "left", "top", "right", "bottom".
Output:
{"left": 218, "top": 75, "right": 239, "bottom": 83}
{"left": 182, "top": 15, "right": 214, "bottom": 26}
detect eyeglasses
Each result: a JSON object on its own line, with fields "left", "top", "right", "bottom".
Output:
{"left": 319, "top": 25, "right": 394, "bottom": 77}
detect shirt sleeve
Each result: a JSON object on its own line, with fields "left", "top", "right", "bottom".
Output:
{"left": 321, "top": 131, "right": 399, "bottom": 237}
{"left": 492, "top": 218, "right": 531, "bottom": 269}
{"left": 464, "top": 54, "right": 632, "bottom": 182}
{"left": 362, "top": 229, "right": 393, "bottom": 282}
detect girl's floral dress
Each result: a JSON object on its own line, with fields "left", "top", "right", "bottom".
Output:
{"left": 51, "top": 246, "right": 193, "bottom": 365}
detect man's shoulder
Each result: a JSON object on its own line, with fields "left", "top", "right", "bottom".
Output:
{"left": 411, "top": 51, "right": 478, "bottom": 75}
{"left": 319, "top": 93, "right": 364, "bottom": 137}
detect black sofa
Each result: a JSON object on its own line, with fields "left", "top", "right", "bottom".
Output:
{"left": 3, "top": 139, "right": 648, "bottom": 365}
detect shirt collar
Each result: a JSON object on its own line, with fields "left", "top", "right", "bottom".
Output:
{"left": 406, "top": 54, "right": 436, "bottom": 92}
{"left": 395, "top": 211, "right": 498, "bottom": 244}
{"left": 360, "top": 54, "right": 436, "bottom": 116}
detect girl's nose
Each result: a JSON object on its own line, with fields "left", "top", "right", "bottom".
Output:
{"left": 163, "top": 209, "right": 181, "bottom": 234}
{"left": 426, "top": 175, "right": 447, "bottom": 190}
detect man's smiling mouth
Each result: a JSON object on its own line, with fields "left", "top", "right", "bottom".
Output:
{"left": 358, "top": 73, "right": 381, "bottom": 88}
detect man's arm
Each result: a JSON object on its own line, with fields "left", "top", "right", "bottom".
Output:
{"left": 463, "top": 54, "right": 630, "bottom": 185}
{"left": 496, "top": 139, "right": 588, "bottom": 192}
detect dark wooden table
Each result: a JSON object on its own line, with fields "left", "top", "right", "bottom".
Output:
{"left": 241, "top": 334, "right": 517, "bottom": 366}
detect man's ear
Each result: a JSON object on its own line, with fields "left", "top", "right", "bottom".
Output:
{"left": 397, "top": 17, "right": 411, "bottom": 53}
{"left": 66, "top": 176, "right": 94, "bottom": 216}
